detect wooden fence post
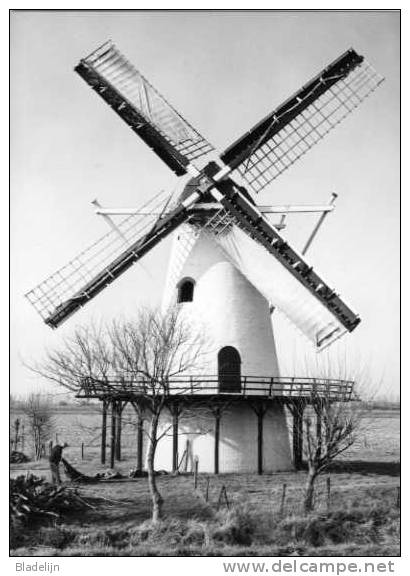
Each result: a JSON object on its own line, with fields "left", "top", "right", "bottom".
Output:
{"left": 81, "top": 442, "right": 84, "bottom": 460}
{"left": 217, "top": 485, "right": 230, "bottom": 510}
{"left": 279, "top": 483, "right": 287, "bottom": 516}
{"left": 194, "top": 456, "right": 199, "bottom": 489}
{"left": 205, "top": 476, "right": 210, "bottom": 502}
{"left": 326, "top": 476, "right": 331, "bottom": 511}
{"left": 184, "top": 438, "right": 190, "bottom": 472}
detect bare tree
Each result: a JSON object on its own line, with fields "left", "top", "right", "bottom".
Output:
{"left": 302, "top": 393, "right": 361, "bottom": 511}
{"left": 108, "top": 307, "right": 207, "bottom": 522}
{"left": 282, "top": 352, "right": 373, "bottom": 512}
{"left": 30, "top": 306, "right": 208, "bottom": 522}
{"left": 20, "top": 394, "right": 54, "bottom": 460}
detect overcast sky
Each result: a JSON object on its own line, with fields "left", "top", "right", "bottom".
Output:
{"left": 10, "top": 10, "right": 399, "bottom": 398}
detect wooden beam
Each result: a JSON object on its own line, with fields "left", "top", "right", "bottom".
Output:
{"left": 316, "top": 411, "right": 322, "bottom": 459}
{"left": 101, "top": 399, "right": 107, "bottom": 465}
{"left": 214, "top": 408, "right": 221, "bottom": 475}
{"left": 292, "top": 404, "right": 304, "bottom": 470}
{"left": 172, "top": 404, "right": 179, "bottom": 473}
{"left": 137, "top": 413, "right": 144, "bottom": 472}
{"left": 110, "top": 400, "right": 117, "bottom": 469}
{"left": 115, "top": 401, "right": 122, "bottom": 461}
{"left": 257, "top": 410, "right": 264, "bottom": 475}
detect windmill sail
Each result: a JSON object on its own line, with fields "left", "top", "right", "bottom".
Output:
{"left": 25, "top": 191, "right": 191, "bottom": 328}
{"left": 214, "top": 226, "right": 352, "bottom": 349}
{"left": 220, "top": 49, "right": 384, "bottom": 194}
{"left": 208, "top": 182, "right": 359, "bottom": 349}
{"left": 75, "top": 41, "right": 215, "bottom": 176}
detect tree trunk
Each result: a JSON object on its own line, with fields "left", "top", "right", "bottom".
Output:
{"left": 146, "top": 411, "right": 163, "bottom": 523}
{"left": 304, "top": 468, "right": 317, "bottom": 512}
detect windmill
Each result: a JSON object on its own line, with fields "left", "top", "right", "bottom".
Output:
{"left": 26, "top": 41, "right": 383, "bottom": 473}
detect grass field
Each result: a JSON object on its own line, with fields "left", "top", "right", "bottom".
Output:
{"left": 10, "top": 406, "right": 400, "bottom": 557}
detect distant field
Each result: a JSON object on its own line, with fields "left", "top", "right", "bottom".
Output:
{"left": 10, "top": 405, "right": 400, "bottom": 469}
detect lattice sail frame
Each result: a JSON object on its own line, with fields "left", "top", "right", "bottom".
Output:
{"left": 75, "top": 41, "right": 214, "bottom": 175}
{"left": 25, "top": 45, "right": 384, "bottom": 336}
{"left": 226, "top": 58, "right": 384, "bottom": 194}
{"left": 25, "top": 190, "right": 175, "bottom": 322}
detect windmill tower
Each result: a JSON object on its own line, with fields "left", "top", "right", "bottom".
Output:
{"left": 26, "top": 41, "right": 384, "bottom": 473}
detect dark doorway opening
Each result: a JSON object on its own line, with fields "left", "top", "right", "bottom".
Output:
{"left": 218, "top": 346, "right": 241, "bottom": 393}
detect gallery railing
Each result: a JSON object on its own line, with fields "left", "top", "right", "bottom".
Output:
{"left": 76, "top": 375, "right": 354, "bottom": 402}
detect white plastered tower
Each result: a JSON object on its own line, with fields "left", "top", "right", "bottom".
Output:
{"left": 153, "top": 223, "right": 292, "bottom": 473}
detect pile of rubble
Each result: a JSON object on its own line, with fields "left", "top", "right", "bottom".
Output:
{"left": 10, "top": 451, "right": 30, "bottom": 464}
{"left": 10, "top": 474, "right": 92, "bottom": 528}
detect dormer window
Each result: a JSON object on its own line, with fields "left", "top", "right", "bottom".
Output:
{"left": 177, "top": 278, "right": 195, "bottom": 303}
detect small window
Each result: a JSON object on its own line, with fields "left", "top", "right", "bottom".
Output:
{"left": 177, "top": 279, "right": 195, "bottom": 303}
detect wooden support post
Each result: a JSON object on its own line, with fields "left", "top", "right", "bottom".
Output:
{"left": 115, "top": 401, "right": 122, "bottom": 461}
{"left": 137, "top": 412, "right": 144, "bottom": 472}
{"left": 292, "top": 403, "right": 304, "bottom": 470}
{"left": 101, "top": 400, "right": 107, "bottom": 465}
{"left": 250, "top": 402, "right": 267, "bottom": 475}
{"left": 81, "top": 442, "right": 84, "bottom": 460}
{"left": 172, "top": 403, "right": 179, "bottom": 473}
{"left": 257, "top": 409, "right": 264, "bottom": 475}
{"left": 214, "top": 408, "right": 221, "bottom": 475}
{"left": 316, "top": 411, "right": 322, "bottom": 459}
{"left": 110, "top": 400, "right": 117, "bottom": 469}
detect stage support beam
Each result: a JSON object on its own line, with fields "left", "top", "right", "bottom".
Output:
{"left": 115, "top": 401, "right": 122, "bottom": 461}
{"left": 137, "top": 412, "right": 144, "bottom": 472}
{"left": 101, "top": 399, "right": 107, "bottom": 465}
{"left": 292, "top": 402, "right": 304, "bottom": 470}
{"left": 214, "top": 407, "right": 221, "bottom": 475}
{"left": 168, "top": 402, "right": 181, "bottom": 473}
{"left": 110, "top": 400, "right": 117, "bottom": 469}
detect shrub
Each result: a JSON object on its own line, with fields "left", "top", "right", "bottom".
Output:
{"left": 209, "top": 506, "right": 258, "bottom": 546}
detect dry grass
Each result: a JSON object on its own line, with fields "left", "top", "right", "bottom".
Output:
{"left": 10, "top": 471, "right": 400, "bottom": 556}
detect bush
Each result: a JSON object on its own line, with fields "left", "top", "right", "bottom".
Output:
{"left": 37, "top": 527, "right": 75, "bottom": 549}
{"left": 210, "top": 506, "right": 258, "bottom": 546}
{"left": 272, "top": 502, "right": 399, "bottom": 549}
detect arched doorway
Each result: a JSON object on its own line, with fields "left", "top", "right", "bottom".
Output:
{"left": 177, "top": 278, "right": 195, "bottom": 303}
{"left": 218, "top": 346, "right": 241, "bottom": 393}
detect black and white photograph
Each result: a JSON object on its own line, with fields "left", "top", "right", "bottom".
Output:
{"left": 10, "top": 8, "right": 400, "bottom": 565}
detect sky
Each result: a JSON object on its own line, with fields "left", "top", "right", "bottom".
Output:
{"left": 10, "top": 10, "right": 400, "bottom": 398}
